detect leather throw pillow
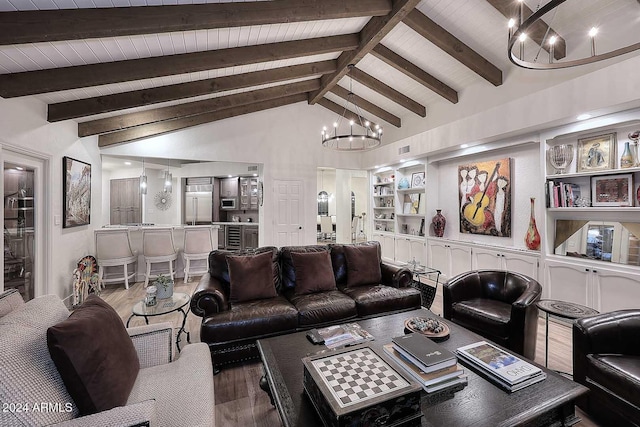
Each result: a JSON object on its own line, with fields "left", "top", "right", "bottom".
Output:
{"left": 47, "top": 295, "right": 140, "bottom": 416}
{"left": 291, "top": 251, "right": 337, "bottom": 295}
{"left": 227, "top": 251, "right": 278, "bottom": 303}
{"left": 344, "top": 244, "right": 382, "bottom": 287}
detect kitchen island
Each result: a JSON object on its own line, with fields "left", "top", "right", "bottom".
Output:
{"left": 211, "top": 222, "right": 259, "bottom": 251}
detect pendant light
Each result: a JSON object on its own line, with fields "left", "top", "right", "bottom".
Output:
{"left": 140, "top": 158, "right": 147, "bottom": 195}
{"left": 163, "top": 159, "right": 173, "bottom": 193}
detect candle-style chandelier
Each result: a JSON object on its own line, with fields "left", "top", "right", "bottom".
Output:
{"left": 321, "top": 65, "right": 382, "bottom": 151}
{"left": 508, "top": 0, "right": 640, "bottom": 70}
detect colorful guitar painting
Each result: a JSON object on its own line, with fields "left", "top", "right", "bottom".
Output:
{"left": 463, "top": 162, "right": 501, "bottom": 227}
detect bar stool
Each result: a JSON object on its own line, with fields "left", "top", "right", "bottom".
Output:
{"left": 142, "top": 227, "right": 178, "bottom": 287}
{"left": 95, "top": 228, "right": 137, "bottom": 290}
{"left": 182, "top": 225, "right": 215, "bottom": 283}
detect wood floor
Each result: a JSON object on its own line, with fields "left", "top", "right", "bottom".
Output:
{"left": 101, "top": 278, "right": 601, "bottom": 427}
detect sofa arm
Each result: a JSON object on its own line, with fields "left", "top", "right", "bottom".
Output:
{"left": 128, "top": 323, "right": 173, "bottom": 368}
{"left": 380, "top": 263, "right": 412, "bottom": 288}
{"left": 442, "top": 272, "right": 483, "bottom": 319}
{"left": 190, "top": 273, "right": 229, "bottom": 317}
{"left": 52, "top": 400, "right": 157, "bottom": 427}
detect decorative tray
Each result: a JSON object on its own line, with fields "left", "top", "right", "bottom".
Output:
{"left": 404, "top": 316, "right": 450, "bottom": 342}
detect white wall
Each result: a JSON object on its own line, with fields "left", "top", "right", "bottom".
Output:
{"left": 0, "top": 96, "right": 102, "bottom": 300}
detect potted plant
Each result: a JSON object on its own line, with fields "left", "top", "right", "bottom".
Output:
{"left": 154, "top": 274, "right": 174, "bottom": 299}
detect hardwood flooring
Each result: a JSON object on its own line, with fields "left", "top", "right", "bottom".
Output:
{"left": 101, "top": 278, "right": 600, "bottom": 427}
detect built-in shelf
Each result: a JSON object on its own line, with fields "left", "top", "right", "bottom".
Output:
{"left": 547, "top": 207, "right": 640, "bottom": 212}
{"left": 373, "top": 207, "right": 395, "bottom": 210}
{"left": 545, "top": 166, "right": 640, "bottom": 180}
{"left": 397, "top": 213, "right": 424, "bottom": 217}
{"left": 396, "top": 188, "right": 425, "bottom": 195}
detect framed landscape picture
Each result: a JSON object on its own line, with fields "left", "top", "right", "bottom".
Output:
{"left": 591, "top": 174, "right": 633, "bottom": 207}
{"left": 63, "top": 156, "right": 91, "bottom": 228}
{"left": 577, "top": 133, "right": 616, "bottom": 173}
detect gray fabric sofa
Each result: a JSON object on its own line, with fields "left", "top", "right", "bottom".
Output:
{"left": 0, "top": 289, "right": 215, "bottom": 427}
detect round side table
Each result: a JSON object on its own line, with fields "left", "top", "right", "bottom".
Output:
{"left": 536, "top": 299, "right": 599, "bottom": 373}
{"left": 127, "top": 292, "right": 191, "bottom": 352}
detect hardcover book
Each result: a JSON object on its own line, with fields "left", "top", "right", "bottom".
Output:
{"left": 456, "top": 341, "right": 544, "bottom": 386}
{"left": 391, "top": 333, "right": 457, "bottom": 373}
{"left": 383, "top": 344, "right": 465, "bottom": 388}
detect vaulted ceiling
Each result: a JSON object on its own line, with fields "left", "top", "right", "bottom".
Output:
{"left": 0, "top": 0, "right": 636, "bottom": 149}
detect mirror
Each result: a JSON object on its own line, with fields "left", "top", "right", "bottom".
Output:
{"left": 554, "top": 220, "right": 640, "bottom": 265}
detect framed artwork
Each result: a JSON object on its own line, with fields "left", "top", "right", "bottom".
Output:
{"left": 458, "top": 158, "right": 511, "bottom": 237}
{"left": 577, "top": 133, "right": 617, "bottom": 172}
{"left": 591, "top": 174, "right": 633, "bottom": 207}
{"left": 63, "top": 156, "right": 91, "bottom": 228}
{"left": 411, "top": 172, "right": 425, "bottom": 188}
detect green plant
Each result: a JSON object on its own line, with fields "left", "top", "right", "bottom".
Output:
{"left": 153, "top": 274, "right": 173, "bottom": 291}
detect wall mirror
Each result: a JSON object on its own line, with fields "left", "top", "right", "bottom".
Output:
{"left": 554, "top": 220, "right": 640, "bottom": 266}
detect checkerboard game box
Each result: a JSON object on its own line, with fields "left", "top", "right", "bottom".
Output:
{"left": 302, "top": 344, "right": 422, "bottom": 427}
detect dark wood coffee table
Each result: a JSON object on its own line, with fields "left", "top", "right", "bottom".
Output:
{"left": 257, "top": 308, "right": 588, "bottom": 427}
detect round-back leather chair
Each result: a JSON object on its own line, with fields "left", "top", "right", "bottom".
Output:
{"left": 443, "top": 270, "right": 541, "bottom": 360}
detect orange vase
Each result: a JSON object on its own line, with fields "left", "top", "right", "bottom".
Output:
{"left": 525, "top": 197, "right": 541, "bottom": 250}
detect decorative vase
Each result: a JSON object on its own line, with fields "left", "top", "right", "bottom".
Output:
{"left": 620, "top": 141, "right": 634, "bottom": 168}
{"left": 432, "top": 210, "right": 446, "bottom": 237}
{"left": 398, "top": 177, "right": 410, "bottom": 189}
{"left": 155, "top": 279, "right": 174, "bottom": 299}
{"left": 525, "top": 198, "right": 541, "bottom": 250}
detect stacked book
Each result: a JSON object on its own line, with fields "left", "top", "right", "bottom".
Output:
{"left": 383, "top": 333, "right": 467, "bottom": 394}
{"left": 546, "top": 180, "right": 581, "bottom": 207}
{"left": 456, "top": 341, "right": 546, "bottom": 392}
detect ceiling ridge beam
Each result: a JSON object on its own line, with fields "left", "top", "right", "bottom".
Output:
{"left": 0, "top": 0, "right": 392, "bottom": 45}
{"left": 403, "top": 9, "right": 502, "bottom": 86}
{"left": 317, "top": 98, "right": 380, "bottom": 131}
{"left": 79, "top": 79, "right": 321, "bottom": 137}
{"left": 0, "top": 34, "right": 358, "bottom": 98}
{"left": 349, "top": 67, "right": 426, "bottom": 117}
{"left": 371, "top": 44, "right": 458, "bottom": 104}
{"left": 98, "top": 93, "right": 308, "bottom": 147}
{"left": 308, "top": 0, "right": 422, "bottom": 105}
{"left": 48, "top": 60, "right": 336, "bottom": 122}
{"left": 485, "top": 0, "right": 566, "bottom": 59}
{"left": 328, "top": 85, "right": 401, "bottom": 128}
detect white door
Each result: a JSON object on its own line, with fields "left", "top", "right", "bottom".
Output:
{"left": 273, "top": 180, "right": 303, "bottom": 247}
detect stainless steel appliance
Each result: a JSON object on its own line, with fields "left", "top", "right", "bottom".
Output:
{"left": 185, "top": 180, "right": 213, "bottom": 225}
{"left": 225, "top": 225, "right": 242, "bottom": 250}
{"left": 221, "top": 198, "right": 237, "bottom": 210}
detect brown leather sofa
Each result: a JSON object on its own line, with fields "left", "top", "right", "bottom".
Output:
{"left": 190, "top": 241, "right": 421, "bottom": 369}
{"left": 573, "top": 309, "right": 640, "bottom": 426}
{"left": 443, "top": 270, "right": 541, "bottom": 360}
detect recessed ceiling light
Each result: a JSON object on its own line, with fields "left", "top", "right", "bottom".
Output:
{"left": 460, "top": 144, "right": 469, "bottom": 149}
{"left": 577, "top": 114, "right": 592, "bottom": 120}
{"left": 124, "top": 161, "right": 131, "bottom": 166}
{"left": 15, "top": 166, "right": 24, "bottom": 171}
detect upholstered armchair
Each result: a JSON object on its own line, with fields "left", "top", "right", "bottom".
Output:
{"left": 443, "top": 270, "right": 541, "bottom": 359}
{"left": 573, "top": 309, "right": 640, "bottom": 426}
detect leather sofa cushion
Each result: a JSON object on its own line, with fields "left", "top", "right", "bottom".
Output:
{"left": 330, "top": 241, "right": 381, "bottom": 286}
{"left": 344, "top": 244, "right": 382, "bottom": 287}
{"left": 286, "top": 290, "right": 356, "bottom": 326}
{"left": 342, "top": 285, "right": 421, "bottom": 317}
{"left": 47, "top": 295, "right": 140, "bottom": 416}
{"left": 209, "top": 246, "right": 280, "bottom": 295}
{"left": 200, "top": 296, "right": 298, "bottom": 343}
{"left": 291, "top": 251, "right": 337, "bottom": 295}
{"left": 280, "top": 245, "right": 329, "bottom": 290}
{"left": 451, "top": 298, "right": 511, "bottom": 339}
{"left": 227, "top": 251, "right": 278, "bottom": 303}
{"left": 587, "top": 354, "right": 640, "bottom": 408}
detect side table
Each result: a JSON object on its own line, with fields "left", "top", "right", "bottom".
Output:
{"left": 536, "top": 299, "right": 599, "bottom": 374}
{"left": 404, "top": 262, "right": 441, "bottom": 309}
{"left": 127, "top": 292, "right": 192, "bottom": 352}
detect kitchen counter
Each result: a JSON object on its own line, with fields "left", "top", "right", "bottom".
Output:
{"left": 211, "top": 221, "right": 259, "bottom": 226}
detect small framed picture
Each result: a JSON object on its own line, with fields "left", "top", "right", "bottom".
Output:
{"left": 411, "top": 172, "right": 425, "bottom": 188}
{"left": 577, "top": 133, "right": 616, "bottom": 173}
{"left": 591, "top": 174, "right": 633, "bottom": 206}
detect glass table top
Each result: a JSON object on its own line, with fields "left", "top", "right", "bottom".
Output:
{"left": 131, "top": 292, "right": 190, "bottom": 316}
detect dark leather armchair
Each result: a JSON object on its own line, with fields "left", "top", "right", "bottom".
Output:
{"left": 573, "top": 309, "right": 640, "bottom": 426}
{"left": 443, "top": 270, "right": 541, "bottom": 360}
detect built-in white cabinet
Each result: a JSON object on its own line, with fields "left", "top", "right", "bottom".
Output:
{"left": 394, "top": 235, "right": 426, "bottom": 266}
{"left": 473, "top": 247, "right": 540, "bottom": 281}
{"left": 546, "top": 257, "right": 640, "bottom": 311}
{"left": 427, "top": 239, "right": 472, "bottom": 280}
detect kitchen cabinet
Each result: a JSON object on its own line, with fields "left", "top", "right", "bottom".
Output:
{"left": 240, "top": 178, "right": 259, "bottom": 210}
{"left": 546, "top": 258, "right": 640, "bottom": 311}
{"left": 473, "top": 247, "right": 539, "bottom": 280}
{"left": 243, "top": 226, "right": 259, "bottom": 249}
{"left": 427, "top": 239, "right": 472, "bottom": 281}
{"left": 110, "top": 178, "right": 141, "bottom": 225}
{"left": 220, "top": 177, "right": 238, "bottom": 198}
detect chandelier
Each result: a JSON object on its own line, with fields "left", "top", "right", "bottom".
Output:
{"left": 321, "top": 65, "right": 382, "bottom": 151}
{"left": 508, "top": 0, "right": 640, "bottom": 70}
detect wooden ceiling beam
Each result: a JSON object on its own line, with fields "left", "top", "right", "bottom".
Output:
{"left": 316, "top": 98, "right": 380, "bottom": 131}
{"left": 308, "top": 0, "right": 421, "bottom": 105}
{"left": 49, "top": 60, "right": 336, "bottom": 122}
{"left": 0, "top": 34, "right": 358, "bottom": 98}
{"left": 349, "top": 67, "right": 426, "bottom": 117}
{"left": 98, "top": 93, "right": 308, "bottom": 147}
{"left": 371, "top": 44, "right": 458, "bottom": 104}
{"left": 485, "top": 0, "right": 566, "bottom": 59}
{"left": 0, "top": 0, "right": 392, "bottom": 45}
{"left": 403, "top": 9, "right": 503, "bottom": 86}
{"left": 328, "top": 85, "right": 401, "bottom": 128}
{"left": 79, "top": 79, "right": 320, "bottom": 137}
